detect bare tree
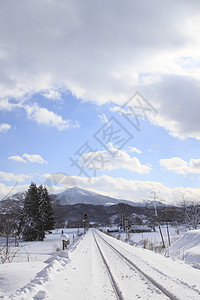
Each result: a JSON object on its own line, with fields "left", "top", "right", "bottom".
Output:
{"left": 0, "top": 183, "right": 20, "bottom": 256}
{"left": 118, "top": 203, "right": 131, "bottom": 232}
{"left": 177, "top": 195, "right": 200, "bottom": 230}
{"left": 151, "top": 191, "right": 165, "bottom": 248}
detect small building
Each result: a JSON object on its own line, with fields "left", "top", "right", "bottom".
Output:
{"left": 129, "top": 225, "right": 152, "bottom": 233}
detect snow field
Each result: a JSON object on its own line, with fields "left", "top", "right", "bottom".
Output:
{"left": 0, "top": 228, "right": 84, "bottom": 297}
{"left": 0, "top": 227, "right": 200, "bottom": 299}
{"left": 102, "top": 225, "right": 200, "bottom": 266}
{"left": 102, "top": 225, "right": 182, "bottom": 248}
{"left": 169, "top": 229, "right": 200, "bottom": 267}
{"left": 10, "top": 251, "right": 70, "bottom": 300}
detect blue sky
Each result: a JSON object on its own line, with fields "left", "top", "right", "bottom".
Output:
{"left": 1, "top": 0, "right": 200, "bottom": 203}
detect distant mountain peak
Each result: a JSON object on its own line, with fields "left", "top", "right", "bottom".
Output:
{"left": 55, "top": 187, "right": 127, "bottom": 206}
{"left": 54, "top": 187, "right": 165, "bottom": 207}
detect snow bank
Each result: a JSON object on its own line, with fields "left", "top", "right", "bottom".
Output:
{"left": 169, "top": 229, "right": 200, "bottom": 267}
{"left": 0, "top": 229, "right": 84, "bottom": 299}
{"left": 9, "top": 251, "right": 70, "bottom": 299}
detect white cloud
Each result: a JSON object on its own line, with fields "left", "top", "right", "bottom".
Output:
{"left": 81, "top": 148, "right": 151, "bottom": 174}
{"left": 25, "top": 103, "right": 79, "bottom": 130}
{"left": 1, "top": 173, "right": 200, "bottom": 204}
{"left": 8, "top": 155, "right": 27, "bottom": 163}
{"left": 98, "top": 114, "right": 109, "bottom": 124}
{"left": 72, "top": 175, "right": 200, "bottom": 204}
{"left": 127, "top": 147, "right": 142, "bottom": 154}
{"left": 0, "top": 183, "right": 29, "bottom": 200}
{"left": 23, "top": 153, "right": 47, "bottom": 164}
{"left": 43, "top": 90, "right": 61, "bottom": 101}
{"left": 8, "top": 153, "right": 47, "bottom": 164}
{"left": 0, "top": 171, "right": 31, "bottom": 183}
{"left": 0, "top": 123, "right": 11, "bottom": 133}
{"left": 0, "top": 1, "right": 200, "bottom": 138}
{"left": 0, "top": 99, "right": 22, "bottom": 111}
{"left": 160, "top": 157, "right": 200, "bottom": 175}
{"left": 42, "top": 173, "right": 77, "bottom": 194}
{"left": 0, "top": 98, "right": 79, "bottom": 131}
{"left": 110, "top": 92, "right": 158, "bottom": 127}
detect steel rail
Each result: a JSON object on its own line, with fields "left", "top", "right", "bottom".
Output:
{"left": 94, "top": 230, "right": 179, "bottom": 300}
{"left": 92, "top": 232, "right": 124, "bottom": 300}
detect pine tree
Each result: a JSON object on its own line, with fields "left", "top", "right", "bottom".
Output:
{"left": 19, "top": 183, "right": 40, "bottom": 241}
{"left": 19, "top": 183, "right": 55, "bottom": 241}
{"left": 38, "top": 185, "right": 55, "bottom": 240}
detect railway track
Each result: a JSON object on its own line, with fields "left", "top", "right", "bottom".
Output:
{"left": 93, "top": 233, "right": 124, "bottom": 300}
{"left": 92, "top": 230, "right": 200, "bottom": 300}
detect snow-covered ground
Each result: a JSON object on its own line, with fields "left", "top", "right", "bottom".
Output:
{"left": 0, "top": 227, "right": 200, "bottom": 299}
{"left": 0, "top": 228, "right": 84, "bottom": 298}
{"left": 100, "top": 225, "right": 183, "bottom": 247}
{"left": 169, "top": 229, "right": 200, "bottom": 267}
{"left": 101, "top": 225, "right": 200, "bottom": 267}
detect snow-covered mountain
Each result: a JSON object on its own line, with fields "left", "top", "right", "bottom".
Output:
{"left": 55, "top": 187, "right": 133, "bottom": 206}
{"left": 54, "top": 187, "right": 165, "bottom": 207}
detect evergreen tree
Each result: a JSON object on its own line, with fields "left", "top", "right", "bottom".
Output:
{"left": 19, "top": 183, "right": 55, "bottom": 241}
{"left": 19, "top": 183, "right": 40, "bottom": 241}
{"left": 38, "top": 185, "right": 55, "bottom": 240}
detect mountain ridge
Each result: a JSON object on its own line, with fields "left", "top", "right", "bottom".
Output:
{"left": 54, "top": 187, "right": 165, "bottom": 207}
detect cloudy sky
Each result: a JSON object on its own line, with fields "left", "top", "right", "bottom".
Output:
{"left": 1, "top": 0, "right": 200, "bottom": 203}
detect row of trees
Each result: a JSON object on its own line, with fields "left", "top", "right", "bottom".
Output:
{"left": 117, "top": 192, "right": 200, "bottom": 248}
{"left": 19, "top": 183, "right": 55, "bottom": 241}
{"left": 1, "top": 185, "right": 200, "bottom": 243}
